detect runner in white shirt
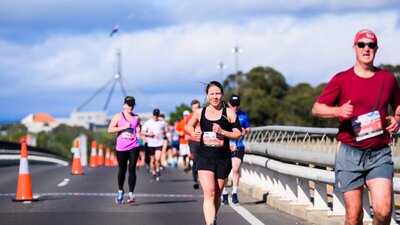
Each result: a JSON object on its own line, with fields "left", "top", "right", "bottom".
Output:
{"left": 141, "top": 108, "right": 167, "bottom": 181}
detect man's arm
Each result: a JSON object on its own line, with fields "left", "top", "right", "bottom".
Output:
{"left": 312, "top": 100, "right": 353, "bottom": 119}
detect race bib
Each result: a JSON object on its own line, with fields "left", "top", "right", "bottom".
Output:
{"left": 351, "top": 110, "right": 383, "bottom": 142}
{"left": 121, "top": 128, "right": 135, "bottom": 139}
{"left": 203, "top": 131, "right": 224, "bottom": 147}
{"left": 229, "top": 140, "right": 237, "bottom": 151}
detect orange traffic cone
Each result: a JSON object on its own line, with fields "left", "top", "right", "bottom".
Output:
{"left": 89, "top": 141, "right": 97, "bottom": 168}
{"left": 71, "top": 139, "right": 84, "bottom": 175}
{"left": 113, "top": 152, "right": 119, "bottom": 166}
{"left": 12, "top": 143, "right": 38, "bottom": 202}
{"left": 110, "top": 151, "right": 118, "bottom": 166}
{"left": 110, "top": 151, "right": 115, "bottom": 167}
{"left": 97, "top": 144, "right": 104, "bottom": 166}
{"left": 105, "top": 148, "right": 111, "bottom": 166}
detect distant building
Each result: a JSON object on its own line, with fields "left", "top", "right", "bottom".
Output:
{"left": 21, "top": 113, "right": 58, "bottom": 133}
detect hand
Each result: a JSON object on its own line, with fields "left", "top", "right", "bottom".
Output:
{"left": 386, "top": 116, "right": 399, "bottom": 133}
{"left": 212, "top": 123, "right": 223, "bottom": 135}
{"left": 338, "top": 100, "right": 353, "bottom": 119}
{"left": 123, "top": 122, "right": 130, "bottom": 130}
{"left": 191, "top": 130, "right": 202, "bottom": 142}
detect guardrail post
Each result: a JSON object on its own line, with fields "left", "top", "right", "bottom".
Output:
{"left": 270, "top": 170, "right": 280, "bottom": 195}
{"left": 277, "top": 173, "right": 286, "bottom": 197}
{"left": 296, "top": 177, "right": 312, "bottom": 206}
{"left": 329, "top": 191, "right": 345, "bottom": 216}
{"left": 250, "top": 169, "right": 258, "bottom": 186}
{"left": 241, "top": 168, "right": 251, "bottom": 185}
{"left": 283, "top": 175, "right": 297, "bottom": 201}
{"left": 264, "top": 167, "right": 274, "bottom": 191}
{"left": 311, "top": 181, "right": 329, "bottom": 211}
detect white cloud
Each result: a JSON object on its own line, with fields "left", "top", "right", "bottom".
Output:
{"left": 0, "top": 5, "right": 399, "bottom": 120}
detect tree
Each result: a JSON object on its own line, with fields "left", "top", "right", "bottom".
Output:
{"left": 379, "top": 64, "right": 400, "bottom": 87}
{"left": 168, "top": 103, "right": 191, "bottom": 125}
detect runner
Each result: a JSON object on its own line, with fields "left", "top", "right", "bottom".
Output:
{"left": 159, "top": 113, "right": 169, "bottom": 170}
{"left": 108, "top": 96, "right": 141, "bottom": 204}
{"left": 141, "top": 108, "right": 167, "bottom": 181}
{"left": 165, "top": 123, "right": 174, "bottom": 167}
{"left": 312, "top": 29, "right": 400, "bottom": 224}
{"left": 170, "top": 119, "right": 181, "bottom": 168}
{"left": 177, "top": 110, "right": 191, "bottom": 172}
{"left": 222, "top": 94, "right": 251, "bottom": 205}
{"left": 187, "top": 81, "right": 242, "bottom": 225}
{"left": 186, "top": 99, "right": 201, "bottom": 189}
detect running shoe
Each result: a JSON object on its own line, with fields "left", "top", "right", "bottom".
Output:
{"left": 115, "top": 191, "right": 124, "bottom": 204}
{"left": 232, "top": 193, "right": 239, "bottom": 205}
{"left": 193, "top": 182, "right": 199, "bottom": 190}
{"left": 221, "top": 194, "right": 228, "bottom": 205}
{"left": 127, "top": 193, "right": 136, "bottom": 203}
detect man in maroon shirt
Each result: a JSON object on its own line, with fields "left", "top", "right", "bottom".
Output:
{"left": 312, "top": 29, "right": 400, "bottom": 225}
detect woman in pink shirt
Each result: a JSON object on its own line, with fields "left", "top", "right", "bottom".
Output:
{"left": 108, "top": 96, "right": 141, "bottom": 204}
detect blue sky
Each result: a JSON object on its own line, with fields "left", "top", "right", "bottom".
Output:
{"left": 1, "top": 0, "right": 400, "bottom": 122}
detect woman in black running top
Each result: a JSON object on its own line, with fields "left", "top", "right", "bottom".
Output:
{"left": 187, "top": 81, "right": 241, "bottom": 225}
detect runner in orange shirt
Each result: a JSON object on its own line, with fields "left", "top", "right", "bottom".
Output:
{"left": 176, "top": 110, "right": 191, "bottom": 172}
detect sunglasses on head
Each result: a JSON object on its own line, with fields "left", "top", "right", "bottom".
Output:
{"left": 356, "top": 42, "right": 377, "bottom": 49}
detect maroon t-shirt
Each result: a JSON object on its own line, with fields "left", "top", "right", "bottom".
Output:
{"left": 317, "top": 67, "right": 400, "bottom": 150}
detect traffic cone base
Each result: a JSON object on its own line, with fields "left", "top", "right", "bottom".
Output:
{"left": 71, "top": 159, "right": 85, "bottom": 175}
{"left": 12, "top": 174, "right": 39, "bottom": 202}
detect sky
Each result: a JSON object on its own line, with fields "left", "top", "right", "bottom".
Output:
{"left": 1, "top": 0, "right": 400, "bottom": 123}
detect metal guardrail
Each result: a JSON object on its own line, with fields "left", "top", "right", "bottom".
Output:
{"left": 243, "top": 125, "right": 400, "bottom": 169}
{"left": 0, "top": 149, "right": 69, "bottom": 166}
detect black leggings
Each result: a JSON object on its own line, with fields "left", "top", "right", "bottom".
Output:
{"left": 116, "top": 147, "right": 140, "bottom": 192}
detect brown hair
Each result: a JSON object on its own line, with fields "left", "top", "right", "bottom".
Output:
{"left": 206, "top": 81, "right": 224, "bottom": 94}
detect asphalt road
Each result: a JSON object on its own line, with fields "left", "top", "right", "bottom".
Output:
{"left": 0, "top": 163, "right": 313, "bottom": 225}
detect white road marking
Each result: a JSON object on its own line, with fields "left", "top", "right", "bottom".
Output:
{"left": 0, "top": 192, "right": 203, "bottom": 198}
{"left": 229, "top": 204, "right": 265, "bottom": 225}
{"left": 57, "top": 178, "right": 70, "bottom": 187}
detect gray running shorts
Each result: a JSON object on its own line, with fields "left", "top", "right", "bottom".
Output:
{"left": 334, "top": 143, "right": 393, "bottom": 193}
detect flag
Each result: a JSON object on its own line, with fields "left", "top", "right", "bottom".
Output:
{"left": 109, "top": 24, "right": 120, "bottom": 37}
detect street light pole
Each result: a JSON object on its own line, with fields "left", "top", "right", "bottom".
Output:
{"left": 216, "top": 61, "right": 227, "bottom": 83}
{"left": 231, "top": 45, "right": 242, "bottom": 93}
